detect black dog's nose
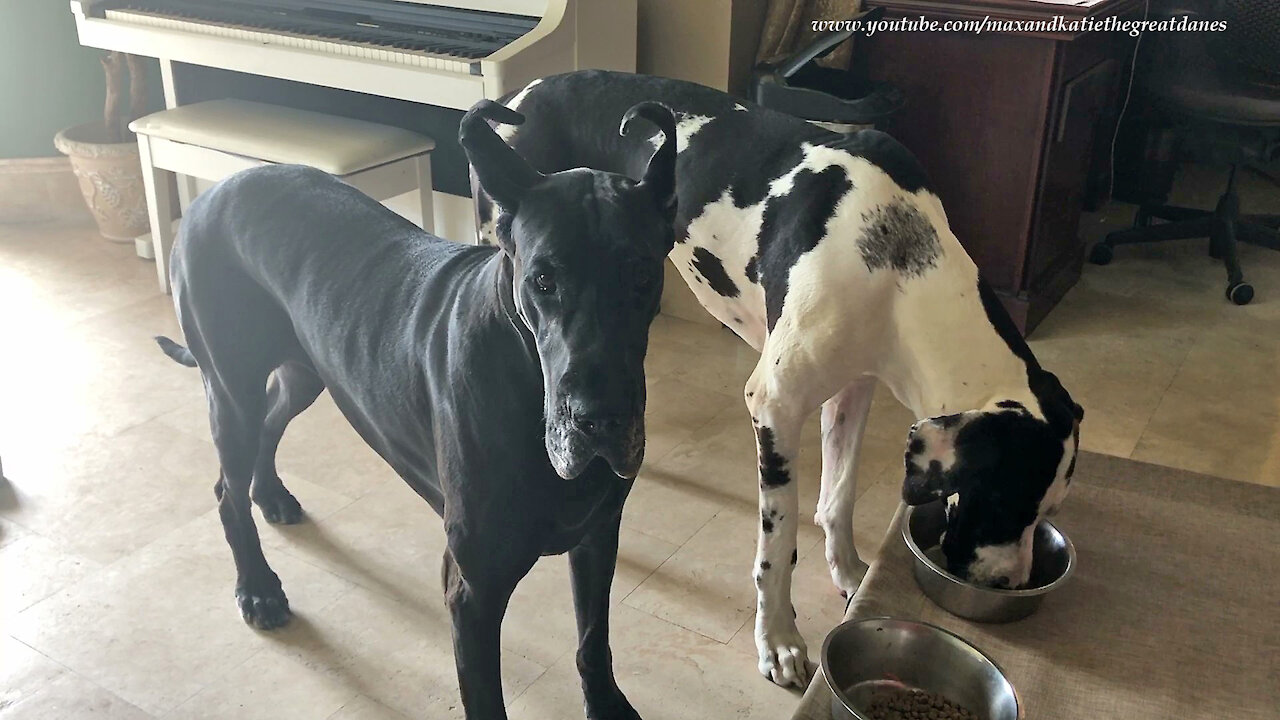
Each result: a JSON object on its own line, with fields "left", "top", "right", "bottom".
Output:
{"left": 573, "top": 411, "right": 625, "bottom": 437}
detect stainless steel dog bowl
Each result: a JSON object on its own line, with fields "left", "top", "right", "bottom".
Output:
{"left": 902, "top": 501, "right": 1076, "bottom": 623}
{"left": 822, "top": 617, "right": 1022, "bottom": 720}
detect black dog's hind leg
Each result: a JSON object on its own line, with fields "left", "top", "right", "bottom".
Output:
{"left": 209, "top": 373, "right": 292, "bottom": 630}
{"left": 443, "top": 544, "right": 537, "bottom": 720}
{"left": 570, "top": 505, "right": 641, "bottom": 720}
{"left": 251, "top": 362, "right": 324, "bottom": 524}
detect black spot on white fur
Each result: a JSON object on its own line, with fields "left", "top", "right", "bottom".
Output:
{"left": 757, "top": 165, "right": 853, "bottom": 329}
{"left": 744, "top": 255, "right": 759, "bottom": 283}
{"left": 762, "top": 508, "right": 779, "bottom": 534}
{"left": 822, "top": 130, "right": 930, "bottom": 193}
{"left": 691, "top": 247, "right": 740, "bottom": 298}
{"left": 857, "top": 202, "right": 940, "bottom": 278}
{"left": 756, "top": 427, "right": 790, "bottom": 488}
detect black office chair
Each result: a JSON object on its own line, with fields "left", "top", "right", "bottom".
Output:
{"left": 1090, "top": 0, "right": 1280, "bottom": 305}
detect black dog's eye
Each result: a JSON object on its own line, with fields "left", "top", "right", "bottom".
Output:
{"left": 533, "top": 271, "right": 556, "bottom": 293}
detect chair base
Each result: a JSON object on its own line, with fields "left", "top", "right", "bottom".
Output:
{"left": 1091, "top": 165, "right": 1280, "bottom": 305}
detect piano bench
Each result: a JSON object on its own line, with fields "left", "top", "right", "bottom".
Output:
{"left": 129, "top": 99, "right": 436, "bottom": 293}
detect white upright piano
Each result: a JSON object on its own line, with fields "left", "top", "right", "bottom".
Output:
{"left": 69, "top": 0, "right": 638, "bottom": 236}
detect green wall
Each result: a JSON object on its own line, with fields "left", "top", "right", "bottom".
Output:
{"left": 0, "top": 1, "right": 109, "bottom": 158}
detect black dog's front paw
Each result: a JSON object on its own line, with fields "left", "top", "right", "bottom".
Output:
{"left": 585, "top": 688, "right": 642, "bottom": 720}
{"left": 235, "top": 582, "right": 292, "bottom": 630}
{"left": 253, "top": 485, "right": 304, "bottom": 525}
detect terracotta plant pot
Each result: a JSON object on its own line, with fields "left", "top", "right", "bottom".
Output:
{"left": 54, "top": 122, "right": 149, "bottom": 242}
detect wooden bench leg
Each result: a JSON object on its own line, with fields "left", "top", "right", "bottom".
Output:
{"left": 137, "top": 136, "right": 177, "bottom": 294}
{"left": 159, "top": 58, "right": 199, "bottom": 214}
{"left": 415, "top": 154, "right": 435, "bottom": 235}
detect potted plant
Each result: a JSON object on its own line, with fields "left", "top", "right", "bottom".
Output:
{"left": 54, "top": 52, "right": 150, "bottom": 242}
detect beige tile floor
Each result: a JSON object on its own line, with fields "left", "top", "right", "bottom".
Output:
{"left": 1, "top": 164, "right": 1277, "bottom": 719}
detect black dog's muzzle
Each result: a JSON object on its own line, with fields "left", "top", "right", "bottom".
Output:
{"left": 547, "top": 398, "right": 644, "bottom": 480}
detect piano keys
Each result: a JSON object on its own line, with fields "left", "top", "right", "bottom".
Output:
{"left": 70, "top": 0, "right": 637, "bottom": 110}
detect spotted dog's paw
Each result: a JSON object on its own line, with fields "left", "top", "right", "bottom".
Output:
{"left": 827, "top": 548, "right": 868, "bottom": 599}
{"left": 252, "top": 485, "right": 304, "bottom": 525}
{"left": 756, "top": 616, "right": 813, "bottom": 689}
{"left": 235, "top": 581, "right": 291, "bottom": 630}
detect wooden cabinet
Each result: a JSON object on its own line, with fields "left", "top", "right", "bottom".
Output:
{"left": 856, "top": 0, "right": 1142, "bottom": 333}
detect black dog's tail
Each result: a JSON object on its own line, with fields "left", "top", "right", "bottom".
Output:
{"left": 155, "top": 336, "right": 197, "bottom": 367}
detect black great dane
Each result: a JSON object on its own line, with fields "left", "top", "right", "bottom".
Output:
{"left": 480, "top": 71, "right": 1083, "bottom": 688}
{"left": 156, "top": 101, "right": 678, "bottom": 720}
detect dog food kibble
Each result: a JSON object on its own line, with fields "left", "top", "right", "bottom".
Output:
{"left": 862, "top": 687, "right": 979, "bottom": 720}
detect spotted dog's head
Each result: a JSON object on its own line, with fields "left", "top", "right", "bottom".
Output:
{"left": 460, "top": 100, "right": 677, "bottom": 480}
{"left": 901, "top": 370, "right": 1083, "bottom": 589}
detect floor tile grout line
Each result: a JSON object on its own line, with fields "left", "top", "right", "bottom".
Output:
{"left": 6, "top": 632, "right": 159, "bottom": 718}
{"left": 642, "top": 406, "right": 731, "bottom": 467}
{"left": 8, "top": 632, "right": 79, "bottom": 676}
{"left": 1128, "top": 331, "right": 1200, "bottom": 460}
{"left": 7, "top": 490, "right": 360, "bottom": 627}
{"left": 616, "top": 505, "right": 719, "bottom": 609}
{"left": 259, "top": 527, "right": 563, "bottom": 676}
{"left": 615, "top": 596, "right": 741, "bottom": 646}
{"left": 158, "top": 646, "right": 278, "bottom": 718}
{"left": 614, "top": 531, "right": 683, "bottom": 609}
{"left": 502, "top": 659, "right": 555, "bottom": 709}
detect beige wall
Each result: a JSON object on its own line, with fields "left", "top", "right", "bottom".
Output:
{"left": 637, "top": 0, "right": 765, "bottom": 94}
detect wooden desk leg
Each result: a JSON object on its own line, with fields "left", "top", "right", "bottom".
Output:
{"left": 137, "top": 136, "right": 176, "bottom": 294}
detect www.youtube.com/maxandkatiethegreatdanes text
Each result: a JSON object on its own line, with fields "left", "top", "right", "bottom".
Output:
{"left": 813, "top": 14, "right": 1226, "bottom": 38}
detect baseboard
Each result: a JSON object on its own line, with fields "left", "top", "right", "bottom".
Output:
{"left": 0, "top": 157, "right": 92, "bottom": 225}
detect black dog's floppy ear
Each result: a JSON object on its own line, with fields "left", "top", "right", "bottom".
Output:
{"left": 620, "top": 101, "right": 677, "bottom": 219}
{"left": 459, "top": 100, "right": 544, "bottom": 214}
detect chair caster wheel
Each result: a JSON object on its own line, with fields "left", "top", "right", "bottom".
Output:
{"left": 1226, "top": 282, "right": 1254, "bottom": 305}
{"left": 1089, "top": 243, "right": 1114, "bottom": 265}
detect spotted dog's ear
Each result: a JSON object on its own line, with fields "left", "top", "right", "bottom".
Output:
{"left": 901, "top": 413, "right": 974, "bottom": 505}
{"left": 1030, "top": 369, "right": 1083, "bottom": 435}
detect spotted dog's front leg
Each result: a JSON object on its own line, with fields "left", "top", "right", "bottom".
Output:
{"left": 746, "top": 366, "right": 813, "bottom": 689}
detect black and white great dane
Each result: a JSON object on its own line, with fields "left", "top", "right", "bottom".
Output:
{"left": 479, "top": 71, "right": 1084, "bottom": 689}
{"left": 156, "top": 101, "right": 679, "bottom": 720}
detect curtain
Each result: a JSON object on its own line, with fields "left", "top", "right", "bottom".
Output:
{"left": 756, "top": 0, "right": 863, "bottom": 70}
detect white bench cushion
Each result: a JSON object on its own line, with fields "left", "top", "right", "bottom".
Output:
{"left": 129, "top": 99, "right": 435, "bottom": 176}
